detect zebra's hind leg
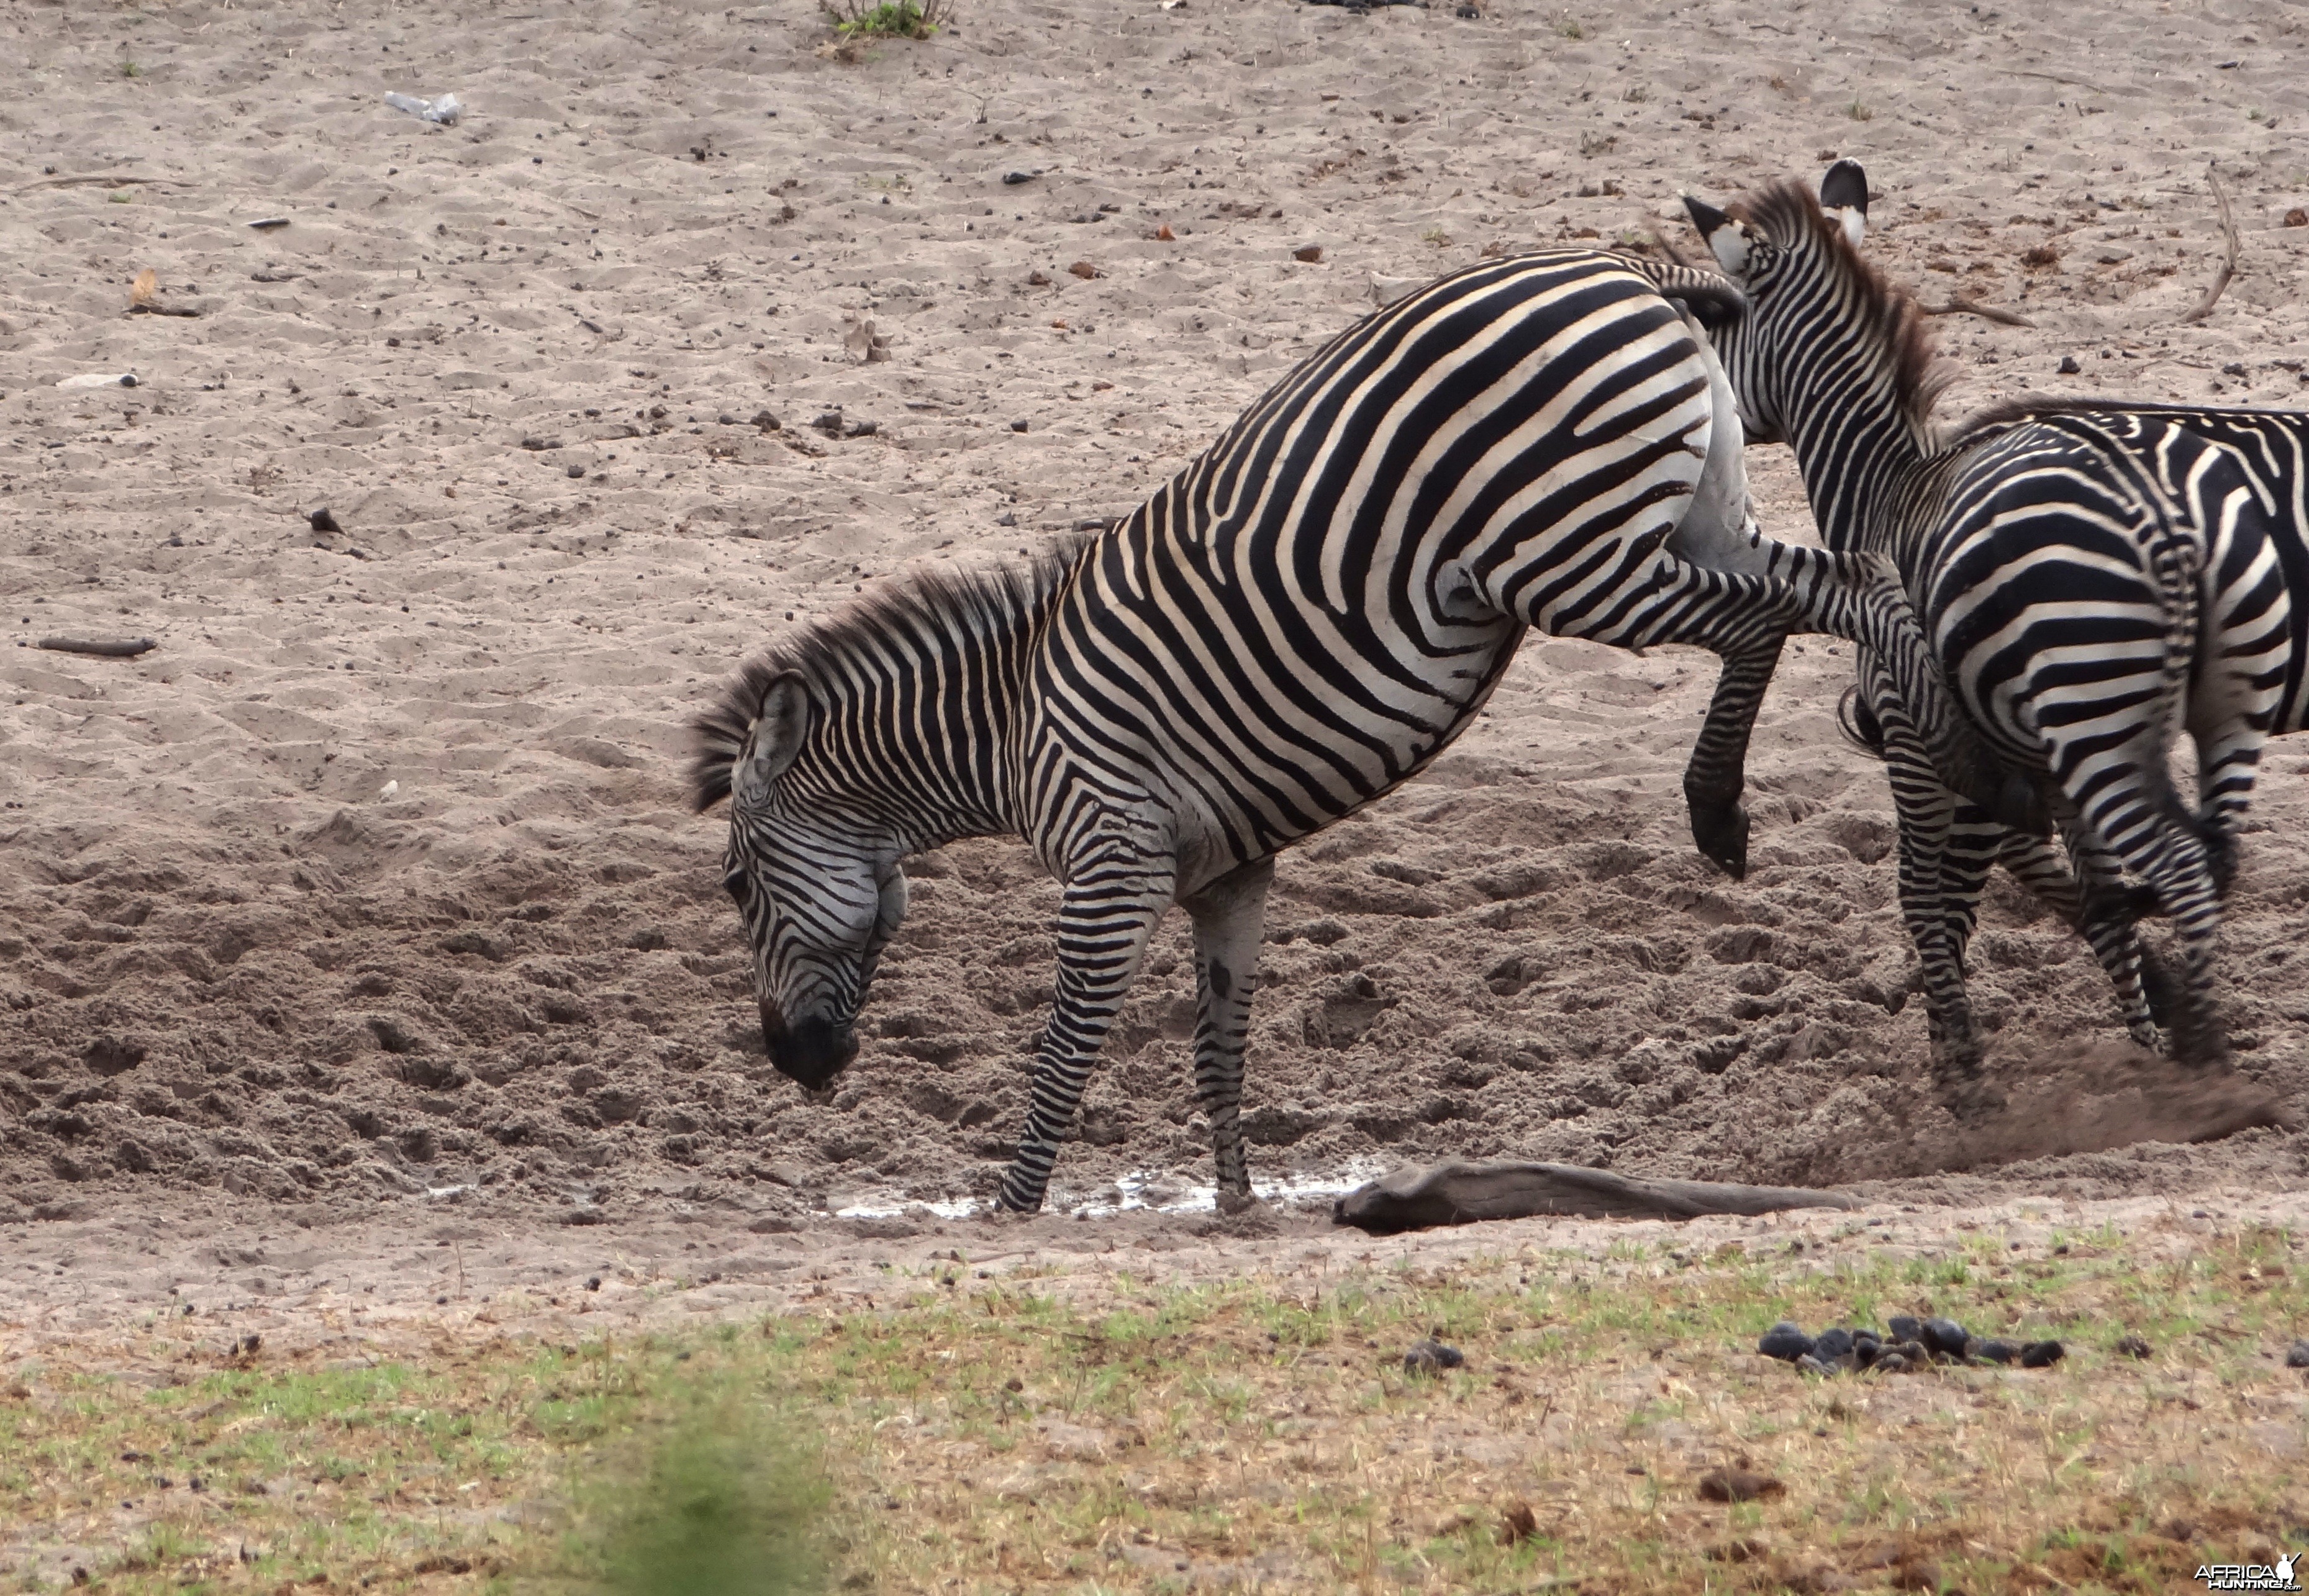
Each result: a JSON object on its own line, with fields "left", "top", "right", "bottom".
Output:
{"left": 1179, "top": 857, "right": 1276, "bottom": 1215}
{"left": 1994, "top": 827, "right": 2161, "bottom": 1049}
{"left": 997, "top": 845, "right": 1177, "bottom": 1214}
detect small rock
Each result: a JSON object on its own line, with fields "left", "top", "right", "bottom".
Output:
{"left": 1499, "top": 1502, "right": 1539, "bottom": 1545}
{"left": 1852, "top": 1336, "right": 1883, "bottom": 1369}
{"left": 1921, "top": 1317, "right": 1970, "bottom": 1358}
{"left": 995, "top": 511, "right": 1019, "bottom": 527}
{"left": 2020, "top": 1340, "right": 2065, "bottom": 1369}
{"left": 1813, "top": 1328, "right": 1856, "bottom": 1361}
{"left": 1696, "top": 1467, "right": 1785, "bottom": 1503}
{"left": 2115, "top": 1333, "right": 2152, "bottom": 1360}
{"left": 717, "top": 412, "right": 736, "bottom": 425}
{"left": 1294, "top": 244, "right": 1325, "bottom": 263}
{"left": 566, "top": 463, "right": 584, "bottom": 478}
{"left": 1758, "top": 1322, "right": 1816, "bottom": 1362}
{"left": 1403, "top": 1337, "right": 1464, "bottom": 1374}
{"left": 1870, "top": 1352, "right": 1912, "bottom": 1374}
{"left": 2057, "top": 354, "right": 2082, "bottom": 375}
{"left": 1002, "top": 170, "right": 1038, "bottom": 185}
{"left": 2223, "top": 361, "right": 2249, "bottom": 378}
{"left": 813, "top": 411, "right": 846, "bottom": 435}
{"left": 1068, "top": 260, "right": 1102, "bottom": 279}
{"left": 1009, "top": 420, "right": 1030, "bottom": 433}
{"left": 585, "top": 1276, "right": 602, "bottom": 1292}
{"left": 308, "top": 507, "right": 341, "bottom": 533}
{"left": 2284, "top": 1340, "right": 2309, "bottom": 1369}
{"left": 1887, "top": 1315, "right": 1924, "bottom": 1343}
{"left": 2287, "top": 207, "right": 2308, "bottom": 228}
{"left": 1027, "top": 269, "right": 1053, "bottom": 286}
{"left": 751, "top": 409, "right": 781, "bottom": 431}
{"left": 1969, "top": 1338, "right": 2021, "bottom": 1366}
{"left": 1795, "top": 1354, "right": 1839, "bottom": 1377}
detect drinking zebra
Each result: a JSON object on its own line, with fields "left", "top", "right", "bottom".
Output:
{"left": 1676, "top": 163, "right": 2293, "bottom": 1082}
{"left": 691, "top": 248, "right": 1997, "bottom": 1212}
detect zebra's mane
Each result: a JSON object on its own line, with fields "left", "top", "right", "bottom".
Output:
{"left": 1730, "top": 180, "right": 1961, "bottom": 444}
{"left": 687, "top": 536, "right": 1091, "bottom": 812}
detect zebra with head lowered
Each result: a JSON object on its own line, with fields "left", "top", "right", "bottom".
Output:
{"left": 691, "top": 248, "right": 1999, "bottom": 1213}
{"left": 1676, "top": 163, "right": 2293, "bottom": 1086}
{"left": 1813, "top": 162, "right": 2309, "bottom": 1054}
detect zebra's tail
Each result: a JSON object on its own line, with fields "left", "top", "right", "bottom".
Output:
{"left": 1836, "top": 683, "right": 1886, "bottom": 760}
{"left": 2146, "top": 533, "right": 2203, "bottom": 753}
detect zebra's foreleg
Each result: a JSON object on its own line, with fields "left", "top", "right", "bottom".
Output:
{"left": 1858, "top": 655, "right": 1989, "bottom": 1098}
{"left": 1682, "top": 633, "right": 1784, "bottom": 881}
{"left": 997, "top": 847, "right": 1177, "bottom": 1214}
{"left": 1179, "top": 857, "right": 1276, "bottom": 1215}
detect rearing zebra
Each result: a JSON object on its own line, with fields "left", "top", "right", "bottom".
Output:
{"left": 1677, "top": 164, "right": 2293, "bottom": 1081}
{"left": 691, "top": 248, "right": 1994, "bottom": 1212}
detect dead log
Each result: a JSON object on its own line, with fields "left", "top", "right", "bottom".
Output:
{"left": 1333, "top": 1159, "right": 1857, "bottom": 1235}
{"left": 35, "top": 636, "right": 157, "bottom": 658}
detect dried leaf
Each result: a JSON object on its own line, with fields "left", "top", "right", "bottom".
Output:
{"left": 1154, "top": 223, "right": 1176, "bottom": 242}
{"left": 130, "top": 267, "right": 157, "bottom": 307}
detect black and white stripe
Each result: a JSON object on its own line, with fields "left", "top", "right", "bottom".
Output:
{"left": 691, "top": 247, "right": 1989, "bottom": 1211}
{"left": 1680, "top": 165, "right": 2293, "bottom": 1081}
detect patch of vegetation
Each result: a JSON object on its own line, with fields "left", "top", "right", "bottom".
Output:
{"left": 819, "top": 0, "right": 948, "bottom": 42}
{"left": 1849, "top": 97, "right": 1876, "bottom": 121}
{"left": 8, "top": 1218, "right": 2308, "bottom": 1594}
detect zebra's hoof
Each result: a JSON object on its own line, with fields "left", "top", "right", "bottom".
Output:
{"left": 1688, "top": 802, "right": 1749, "bottom": 881}
{"left": 1215, "top": 1186, "right": 1259, "bottom": 1217}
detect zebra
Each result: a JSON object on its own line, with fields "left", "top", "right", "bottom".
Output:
{"left": 690, "top": 247, "right": 2002, "bottom": 1213}
{"left": 1812, "top": 164, "right": 2309, "bottom": 1048}
{"left": 1675, "top": 161, "right": 2293, "bottom": 1084}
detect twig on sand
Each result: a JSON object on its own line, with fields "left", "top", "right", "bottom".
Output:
{"left": 2182, "top": 164, "right": 2239, "bottom": 325}
{"left": 14, "top": 175, "right": 191, "bottom": 192}
{"left": 34, "top": 637, "right": 157, "bottom": 658}
{"left": 1646, "top": 225, "right": 1694, "bottom": 269}
{"left": 1920, "top": 296, "right": 2036, "bottom": 329}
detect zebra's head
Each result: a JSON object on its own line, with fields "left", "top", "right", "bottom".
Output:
{"left": 1679, "top": 160, "right": 1948, "bottom": 449}
{"left": 706, "top": 668, "right": 910, "bottom": 1092}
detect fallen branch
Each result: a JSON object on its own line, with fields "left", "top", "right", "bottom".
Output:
{"left": 35, "top": 636, "right": 157, "bottom": 658}
{"left": 126, "top": 303, "right": 200, "bottom": 319}
{"left": 14, "top": 174, "right": 192, "bottom": 192}
{"left": 2182, "top": 165, "right": 2239, "bottom": 325}
{"left": 1333, "top": 1159, "right": 1856, "bottom": 1234}
{"left": 1920, "top": 296, "right": 2036, "bottom": 329}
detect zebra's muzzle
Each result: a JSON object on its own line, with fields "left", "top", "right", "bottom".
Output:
{"left": 764, "top": 1005, "right": 858, "bottom": 1090}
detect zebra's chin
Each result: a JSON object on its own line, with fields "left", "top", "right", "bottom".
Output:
{"left": 764, "top": 1005, "right": 858, "bottom": 1091}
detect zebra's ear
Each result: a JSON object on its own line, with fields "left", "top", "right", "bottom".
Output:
{"left": 1821, "top": 159, "right": 1869, "bottom": 248}
{"left": 1684, "top": 197, "right": 1751, "bottom": 279}
{"left": 733, "top": 671, "right": 809, "bottom": 809}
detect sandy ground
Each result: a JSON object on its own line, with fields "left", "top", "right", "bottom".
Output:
{"left": 6, "top": 0, "right": 2309, "bottom": 1356}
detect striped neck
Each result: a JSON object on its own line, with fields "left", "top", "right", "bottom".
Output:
{"left": 764, "top": 553, "right": 1079, "bottom": 851}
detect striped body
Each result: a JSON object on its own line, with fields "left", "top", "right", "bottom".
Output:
{"left": 1681, "top": 170, "right": 2292, "bottom": 1077}
{"left": 694, "top": 248, "right": 1984, "bottom": 1211}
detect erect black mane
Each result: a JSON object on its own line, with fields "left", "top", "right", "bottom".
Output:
{"left": 1729, "top": 179, "right": 1960, "bottom": 440}
{"left": 687, "top": 536, "right": 1091, "bottom": 812}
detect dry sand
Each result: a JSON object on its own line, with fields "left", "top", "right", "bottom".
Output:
{"left": 4, "top": 0, "right": 2309, "bottom": 1338}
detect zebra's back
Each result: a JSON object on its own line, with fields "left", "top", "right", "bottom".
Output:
{"left": 1023, "top": 250, "right": 1729, "bottom": 886}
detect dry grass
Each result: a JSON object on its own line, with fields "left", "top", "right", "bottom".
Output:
{"left": 6, "top": 1215, "right": 2308, "bottom": 1594}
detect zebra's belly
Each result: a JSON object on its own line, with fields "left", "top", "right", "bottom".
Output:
{"left": 1031, "top": 542, "right": 1527, "bottom": 890}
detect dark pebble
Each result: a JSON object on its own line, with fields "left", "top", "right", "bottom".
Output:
{"left": 2285, "top": 1340, "right": 2309, "bottom": 1369}
{"left": 1869, "top": 1351, "right": 1911, "bottom": 1374}
{"left": 566, "top": 463, "right": 584, "bottom": 478}
{"left": 1758, "top": 1322, "right": 1815, "bottom": 1362}
{"left": 1002, "top": 170, "right": 1037, "bottom": 184}
{"left": 308, "top": 507, "right": 341, "bottom": 533}
{"left": 1853, "top": 1336, "right": 1882, "bottom": 1369}
{"left": 1887, "top": 1314, "right": 1924, "bottom": 1343}
{"left": 1970, "top": 1338, "right": 2020, "bottom": 1365}
{"left": 2020, "top": 1340, "right": 2065, "bottom": 1369}
{"left": 1922, "top": 1317, "right": 1970, "bottom": 1357}
{"left": 751, "top": 409, "right": 781, "bottom": 432}
{"left": 1794, "top": 1354, "right": 1838, "bottom": 1377}
{"left": 1813, "top": 1328, "right": 1856, "bottom": 1361}
{"left": 2115, "top": 1333, "right": 2152, "bottom": 1360}
{"left": 1404, "top": 1337, "right": 1464, "bottom": 1374}
{"left": 2057, "top": 354, "right": 2082, "bottom": 375}
{"left": 1010, "top": 419, "right": 1030, "bottom": 432}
